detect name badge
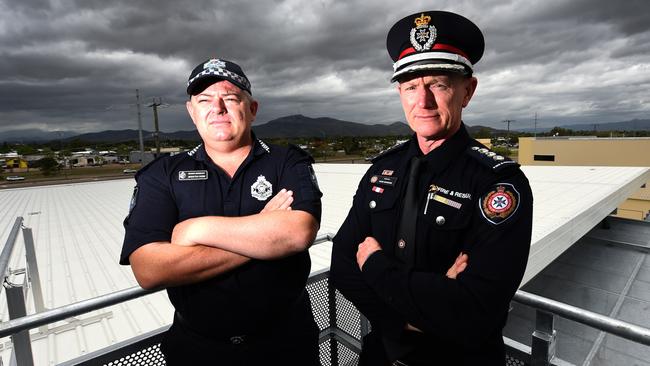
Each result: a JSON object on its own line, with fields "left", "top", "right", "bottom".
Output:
{"left": 178, "top": 170, "right": 208, "bottom": 181}
{"left": 370, "top": 175, "right": 398, "bottom": 187}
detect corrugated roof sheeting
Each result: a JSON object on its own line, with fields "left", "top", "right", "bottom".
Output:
{"left": 0, "top": 164, "right": 648, "bottom": 364}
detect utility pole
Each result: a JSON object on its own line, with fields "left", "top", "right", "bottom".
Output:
{"left": 502, "top": 119, "right": 515, "bottom": 141}
{"left": 147, "top": 98, "right": 163, "bottom": 157}
{"left": 135, "top": 89, "right": 145, "bottom": 166}
{"left": 534, "top": 112, "right": 538, "bottom": 138}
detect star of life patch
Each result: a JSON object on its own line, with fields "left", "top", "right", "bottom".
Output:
{"left": 480, "top": 183, "right": 520, "bottom": 225}
{"left": 251, "top": 175, "right": 273, "bottom": 201}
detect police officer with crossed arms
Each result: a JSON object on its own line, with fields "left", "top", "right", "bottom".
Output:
{"left": 120, "top": 58, "right": 322, "bottom": 365}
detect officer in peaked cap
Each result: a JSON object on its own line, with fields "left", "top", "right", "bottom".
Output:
{"left": 331, "top": 11, "right": 533, "bottom": 366}
{"left": 120, "top": 57, "right": 322, "bottom": 365}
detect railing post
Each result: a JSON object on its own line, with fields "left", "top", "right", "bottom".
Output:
{"left": 531, "top": 309, "right": 556, "bottom": 366}
{"left": 327, "top": 280, "right": 339, "bottom": 366}
{"left": 5, "top": 278, "right": 34, "bottom": 366}
{"left": 22, "top": 227, "right": 46, "bottom": 316}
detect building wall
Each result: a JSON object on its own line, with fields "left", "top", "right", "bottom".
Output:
{"left": 519, "top": 137, "right": 650, "bottom": 220}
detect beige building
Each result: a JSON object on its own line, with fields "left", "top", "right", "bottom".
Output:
{"left": 519, "top": 136, "right": 650, "bottom": 220}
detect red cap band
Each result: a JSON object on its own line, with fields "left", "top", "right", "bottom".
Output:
{"left": 398, "top": 43, "right": 470, "bottom": 61}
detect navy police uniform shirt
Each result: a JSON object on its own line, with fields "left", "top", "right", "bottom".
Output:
{"left": 330, "top": 124, "right": 533, "bottom": 365}
{"left": 120, "top": 137, "right": 322, "bottom": 338}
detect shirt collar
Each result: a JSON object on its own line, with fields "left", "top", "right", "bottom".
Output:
{"left": 189, "top": 132, "right": 271, "bottom": 163}
{"left": 416, "top": 122, "right": 471, "bottom": 173}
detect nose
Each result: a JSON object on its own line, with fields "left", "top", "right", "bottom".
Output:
{"left": 210, "top": 98, "right": 227, "bottom": 114}
{"left": 416, "top": 86, "right": 436, "bottom": 109}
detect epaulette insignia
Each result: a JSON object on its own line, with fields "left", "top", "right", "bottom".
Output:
{"left": 467, "top": 145, "right": 519, "bottom": 173}
{"left": 187, "top": 143, "right": 203, "bottom": 157}
{"left": 371, "top": 140, "right": 409, "bottom": 163}
{"left": 257, "top": 139, "right": 271, "bottom": 153}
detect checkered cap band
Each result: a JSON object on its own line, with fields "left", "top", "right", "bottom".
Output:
{"left": 187, "top": 67, "right": 251, "bottom": 93}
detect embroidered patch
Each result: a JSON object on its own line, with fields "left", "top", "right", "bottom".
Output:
{"left": 308, "top": 165, "right": 320, "bottom": 190}
{"left": 372, "top": 186, "right": 384, "bottom": 194}
{"left": 128, "top": 186, "right": 138, "bottom": 213}
{"left": 178, "top": 170, "right": 208, "bottom": 181}
{"left": 480, "top": 183, "right": 520, "bottom": 225}
{"left": 382, "top": 170, "right": 394, "bottom": 176}
{"left": 251, "top": 175, "right": 273, "bottom": 201}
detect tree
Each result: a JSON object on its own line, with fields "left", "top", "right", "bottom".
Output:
{"left": 38, "top": 157, "right": 60, "bottom": 176}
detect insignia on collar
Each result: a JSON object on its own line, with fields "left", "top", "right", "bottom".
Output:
{"left": 480, "top": 183, "right": 520, "bottom": 225}
{"left": 251, "top": 175, "right": 273, "bottom": 201}
{"left": 178, "top": 170, "right": 208, "bottom": 181}
{"left": 410, "top": 13, "right": 437, "bottom": 51}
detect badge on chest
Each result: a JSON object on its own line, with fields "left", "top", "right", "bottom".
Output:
{"left": 251, "top": 175, "right": 273, "bottom": 201}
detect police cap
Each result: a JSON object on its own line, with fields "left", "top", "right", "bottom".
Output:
{"left": 387, "top": 11, "right": 484, "bottom": 82}
{"left": 186, "top": 58, "right": 252, "bottom": 95}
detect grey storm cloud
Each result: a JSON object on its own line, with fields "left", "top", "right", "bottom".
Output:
{"left": 1, "top": 0, "right": 649, "bottom": 135}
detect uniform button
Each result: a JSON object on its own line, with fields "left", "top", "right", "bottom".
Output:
{"left": 435, "top": 216, "right": 446, "bottom": 226}
{"left": 397, "top": 239, "right": 406, "bottom": 249}
{"left": 369, "top": 200, "right": 377, "bottom": 209}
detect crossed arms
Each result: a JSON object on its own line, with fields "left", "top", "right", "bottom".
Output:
{"left": 129, "top": 190, "right": 319, "bottom": 289}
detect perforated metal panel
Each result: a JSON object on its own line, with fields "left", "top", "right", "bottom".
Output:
{"left": 307, "top": 273, "right": 332, "bottom": 331}
{"left": 101, "top": 344, "right": 165, "bottom": 366}
{"left": 505, "top": 354, "right": 527, "bottom": 366}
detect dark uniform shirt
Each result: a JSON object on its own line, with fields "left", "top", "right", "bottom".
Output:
{"left": 330, "top": 124, "right": 533, "bottom": 365}
{"left": 120, "top": 137, "right": 322, "bottom": 339}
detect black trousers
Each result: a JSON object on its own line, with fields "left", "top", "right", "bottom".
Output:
{"left": 161, "top": 316, "right": 320, "bottom": 366}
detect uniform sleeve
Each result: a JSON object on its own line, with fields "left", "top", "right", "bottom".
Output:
{"left": 119, "top": 162, "right": 179, "bottom": 265}
{"left": 361, "top": 171, "right": 533, "bottom": 348}
{"left": 330, "top": 168, "right": 407, "bottom": 336}
{"left": 279, "top": 145, "right": 322, "bottom": 223}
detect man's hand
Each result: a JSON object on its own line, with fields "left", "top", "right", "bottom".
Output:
{"left": 172, "top": 189, "right": 294, "bottom": 246}
{"left": 446, "top": 252, "right": 468, "bottom": 279}
{"left": 356, "top": 236, "right": 382, "bottom": 270}
{"left": 261, "top": 189, "right": 293, "bottom": 213}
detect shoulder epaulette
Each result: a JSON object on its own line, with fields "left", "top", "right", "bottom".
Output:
{"left": 371, "top": 140, "right": 410, "bottom": 163}
{"left": 187, "top": 143, "right": 203, "bottom": 157}
{"left": 288, "top": 143, "right": 315, "bottom": 162}
{"left": 466, "top": 144, "right": 519, "bottom": 173}
{"left": 134, "top": 154, "right": 168, "bottom": 179}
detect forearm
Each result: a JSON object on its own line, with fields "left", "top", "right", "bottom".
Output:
{"left": 129, "top": 242, "right": 250, "bottom": 289}
{"left": 176, "top": 210, "right": 319, "bottom": 259}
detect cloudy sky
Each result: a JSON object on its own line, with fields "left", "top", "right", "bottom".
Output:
{"left": 1, "top": 0, "right": 649, "bottom": 134}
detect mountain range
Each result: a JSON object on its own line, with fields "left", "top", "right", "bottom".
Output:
{"left": 2, "top": 115, "right": 649, "bottom": 143}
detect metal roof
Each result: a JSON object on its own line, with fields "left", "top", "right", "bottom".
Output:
{"left": 0, "top": 164, "right": 648, "bottom": 364}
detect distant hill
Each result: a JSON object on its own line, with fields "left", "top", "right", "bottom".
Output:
{"left": 6, "top": 115, "right": 645, "bottom": 144}
{"left": 61, "top": 129, "right": 200, "bottom": 143}
{"left": 516, "top": 119, "right": 650, "bottom": 133}
{"left": 252, "top": 114, "right": 412, "bottom": 138}
{"left": 1, "top": 129, "right": 76, "bottom": 142}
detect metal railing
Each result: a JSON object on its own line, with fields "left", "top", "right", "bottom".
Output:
{"left": 2, "top": 219, "right": 650, "bottom": 365}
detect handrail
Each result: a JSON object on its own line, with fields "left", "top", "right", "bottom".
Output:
{"left": 0, "top": 232, "right": 335, "bottom": 338}
{"left": 0, "top": 217, "right": 23, "bottom": 281}
{"left": 513, "top": 290, "right": 650, "bottom": 346}
{"left": 3, "top": 230, "right": 648, "bottom": 352}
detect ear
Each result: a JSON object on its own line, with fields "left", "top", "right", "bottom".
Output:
{"left": 462, "top": 77, "right": 478, "bottom": 108}
{"left": 186, "top": 100, "right": 198, "bottom": 127}
{"left": 249, "top": 99, "right": 259, "bottom": 118}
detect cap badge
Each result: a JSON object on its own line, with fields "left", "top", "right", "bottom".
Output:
{"left": 251, "top": 175, "right": 273, "bottom": 201}
{"left": 204, "top": 59, "right": 226, "bottom": 70}
{"left": 410, "top": 13, "right": 437, "bottom": 52}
